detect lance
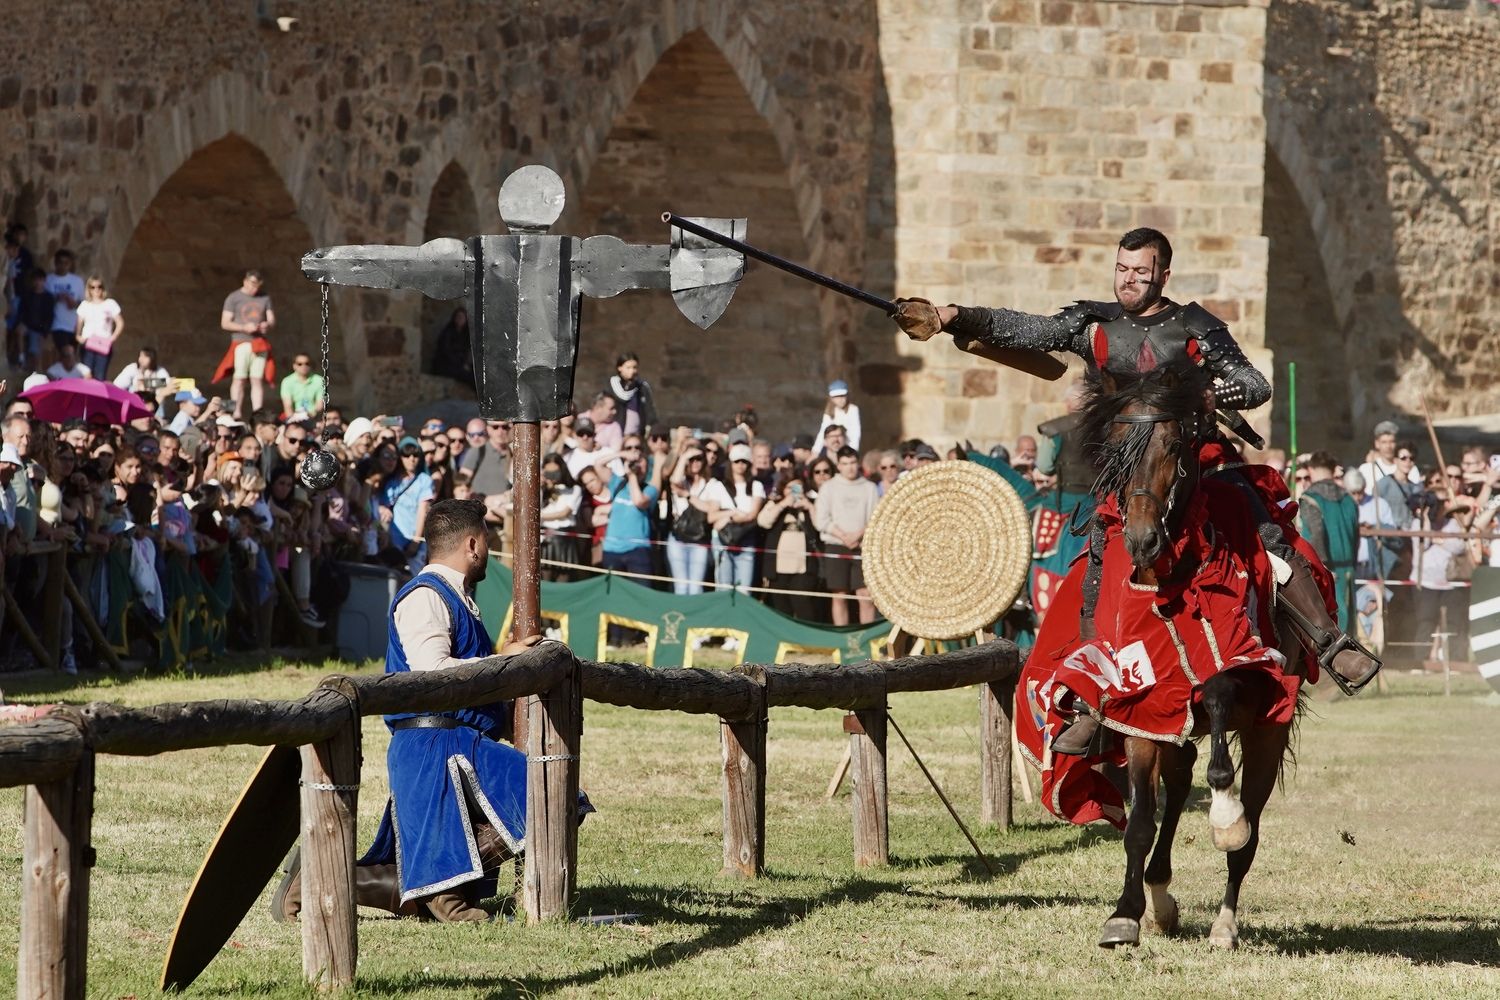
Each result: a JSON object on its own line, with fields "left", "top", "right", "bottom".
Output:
{"left": 663, "top": 212, "right": 1067, "bottom": 381}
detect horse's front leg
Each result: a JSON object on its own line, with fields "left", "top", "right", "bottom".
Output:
{"left": 1142, "top": 740, "right": 1196, "bottom": 936}
{"left": 1201, "top": 672, "right": 1251, "bottom": 853}
{"left": 1099, "top": 737, "right": 1160, "bottom": 948}
{"left": 1211, "top": 721, "right": 1288, "bottom": 950}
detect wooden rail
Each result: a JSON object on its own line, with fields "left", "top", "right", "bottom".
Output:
{"left": 2, "top": 638, "right": 1018, "bottom": 997}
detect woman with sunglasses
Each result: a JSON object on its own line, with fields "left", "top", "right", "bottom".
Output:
{"left": 711, "top": 443, "right": 765, "bottom": 594}
{"left": 74, "top": 275, "right": 124, "bottom": 381}
{"left": 666, "top": 447, "right": 729, "bottom": 595}
{"left": 380, "top": 436, "right": 435, "bottom": 575}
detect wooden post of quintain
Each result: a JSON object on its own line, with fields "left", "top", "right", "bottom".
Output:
{"left": 510, "top": 422, "right": 542, "bottom": 754}
{"left": 848, "top": 682, "right": 889, "bottom": 867}
{"left": 979, "top": 670, "right": 1016, "bottom": 829}
{"left": 299, "top": 682, "right": 360, "bottom": 990}
{"left": 720, "top": 665, "right": 767, "bottom": 877}
{"left": 523, "top": 646, "right": 581, "bottom": 922}
{"left": 18, "top": 746, "right": 94, "bottom": 1000}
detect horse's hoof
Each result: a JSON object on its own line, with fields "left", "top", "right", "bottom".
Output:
{"left": 1099, "top": 916, "right": 1141, "bottom": 948}
{"left": 1143, "top": 888, "right": 1178, "bottom": 935}
{"left": 1209, "top": 788, "right": 1251, "bottom": 852}
{"left": 1211, "top": 814, "right": 1251, "bottom": 852}
{"left": 1209, "top": 909, "right": 1239, "bottom": 950}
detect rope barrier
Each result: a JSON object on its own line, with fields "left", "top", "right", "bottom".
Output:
{"left": 537, "top": 525, "right": 864, "bottom": 560}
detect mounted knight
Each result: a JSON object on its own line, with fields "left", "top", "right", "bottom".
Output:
{"left": 893, "top": 227, "right": 1380, "bottom": 755}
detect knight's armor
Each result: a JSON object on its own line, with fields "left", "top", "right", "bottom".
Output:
{"left": 946, "top": 298, "right": 1271, "bottom": 410}
{"left": 943, "top": 297, "right": 1377, "bottom": 751}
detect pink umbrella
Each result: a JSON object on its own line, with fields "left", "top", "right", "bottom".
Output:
{"left": 19, "top": 379, "right": 154, "bottom": 425}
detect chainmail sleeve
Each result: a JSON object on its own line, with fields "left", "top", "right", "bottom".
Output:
{"left": 1182, "top": 305, "right": 1271, "bottom": 410}
{"left": 945, "top": 306, "right": 1092, "bottom": 357}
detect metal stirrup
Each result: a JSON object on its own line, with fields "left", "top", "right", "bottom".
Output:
{"left": 1274, "top": 594, "right": 1381, "bottom": 696}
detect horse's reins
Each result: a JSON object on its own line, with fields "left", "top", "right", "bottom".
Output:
{"left": 1111, "top": 409, "right": 1207, "bottom": 545}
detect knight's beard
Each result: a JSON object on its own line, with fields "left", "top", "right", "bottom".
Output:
{"left": 1118, "top": 284, "right": 1162, "bottom": 316}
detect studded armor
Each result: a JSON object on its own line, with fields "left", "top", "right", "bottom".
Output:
{"left": 947, "top": 298, "right": 1270, "bottom": 411}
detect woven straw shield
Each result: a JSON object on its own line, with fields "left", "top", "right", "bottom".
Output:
{"left": 862, "top": 460, "right": 1030, "bottom": 640}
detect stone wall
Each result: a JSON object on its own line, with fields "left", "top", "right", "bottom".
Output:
{"left": 1266, "top": 0, "right": 1500, "bottom": 450}
{"left": 869, "top": 0, "right": 1273, "bottom": 447}
{"left": 3, "top": 0, "right": 1497, "bottom": 453}
{"left": 0, "top": 0, "right": 881, "bottom": 428}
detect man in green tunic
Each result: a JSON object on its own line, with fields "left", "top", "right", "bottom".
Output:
{"left": 1296, "top": 451, "right": 1360, "bottom": 632}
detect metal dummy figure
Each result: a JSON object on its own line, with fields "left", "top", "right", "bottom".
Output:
{"left": 299, "top": 164, "right": 747, "bottom": 646}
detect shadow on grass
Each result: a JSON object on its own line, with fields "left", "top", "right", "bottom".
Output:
{"left": 889, "top": 820, "right": 1117, "bottom": 879}
{"left": 1248, "top": 916, "right": 1500, "bottom": 965}
{"left": 350, "top": 877, "right": 900, "bottom": 998}
{"left": 0, "top": 649, "right": 372, "bottom": 702}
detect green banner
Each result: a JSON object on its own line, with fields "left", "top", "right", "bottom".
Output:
{"left": 473, "top": 559, "right": 893, "bottom": 667}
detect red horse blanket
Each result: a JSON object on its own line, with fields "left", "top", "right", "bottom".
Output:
{"left": 1016, "top": 474, "right": 1307, "bottom": 829}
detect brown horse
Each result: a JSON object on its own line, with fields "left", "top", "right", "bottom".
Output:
{"left": 1078, "top": 360, "right": 1299, "bottom": 950}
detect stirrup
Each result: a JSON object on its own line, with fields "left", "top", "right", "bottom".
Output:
{"left": 1318, "top": 633, "right": 1383, "bottom": 697}
{"left": 1273, "top": 592, "right": 1380, "bottom": 696}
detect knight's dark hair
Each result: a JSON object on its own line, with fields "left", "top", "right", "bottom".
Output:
{"left": 1118, "top": 227, "right": 1172, "bottom": 269}
{"left": 424, "top": 498, "right": 488, "bottom": 556}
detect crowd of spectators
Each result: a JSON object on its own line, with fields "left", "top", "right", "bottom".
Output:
{"left": 5, "top": 236, "right": 1498, "bottom": 674}
{"left": 1277, "top": 418, "right": 1500, "bottom": 667}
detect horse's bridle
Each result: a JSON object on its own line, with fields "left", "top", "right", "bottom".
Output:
{"left": 1112, "top": 409, "right": 1208, "bottom": 542}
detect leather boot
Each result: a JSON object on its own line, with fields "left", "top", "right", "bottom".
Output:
{"left": 270, "top": 849, "right": 420, "bottom": 922}
{"left": 474, "top": 822, "right": 516, "bottom": 873}
{"left": 270, "top": 848, "right": 302, "bottom": 923}
{"left": 356, "top": 863, "right": 421, "bottom": 917}
{"left": 422, "top": 890, "right": 491, "bottom": 923}
{"left": 1277, "top": 550, "right": 1380, "bottom": 692}
{"left": 1050, "top": 713, "right": 1100, "bottom": 757}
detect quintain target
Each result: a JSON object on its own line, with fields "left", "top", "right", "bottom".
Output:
{"left": 861, "top": 460, "right": 1030, "bottom": 640}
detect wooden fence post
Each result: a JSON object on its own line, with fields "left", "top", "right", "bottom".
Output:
{"left": 300, "top": 689, "right": 360, "bottom": 991}
{"left": 980, "top": 677, "right": 1015, "bottom": 829}
{"left": 523, "top": 654, "right": 581, "bottom": 922}
{"left": 720, "top": 666, "right": 766, "bottom": 878}
{"left": 848, "top": 699, "right": 888, "bottom": 867}
{"left": 19, "top": 748, "right": 95, "bottom": 1000}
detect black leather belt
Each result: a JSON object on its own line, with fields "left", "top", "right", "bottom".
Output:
{"left": 390, "top": 715, "right": 466, "bottom": 732}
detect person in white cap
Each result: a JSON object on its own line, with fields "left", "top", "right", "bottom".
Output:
{"left": 814, "top": 379, "right": 861, "bottom": 453}
{"left": 712, "top": 441, "right": 766, "bottom": 593}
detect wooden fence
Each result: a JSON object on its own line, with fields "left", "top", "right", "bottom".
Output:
{"left": 0, "top": 639, "right": 1018, "bottom": 997}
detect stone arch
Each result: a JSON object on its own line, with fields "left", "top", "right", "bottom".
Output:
{"left": 572, "top": 5, "right": 823, "bottom": 269}
{"left": 1263, "top": 143, "right": 1353, "bottom": 450}
{"left": 112, "top": 134, "right": 321, "bottom": 395}
{"left": 418, "top": 160, "right": 481, "bottom": 375}
{"left": 1264, "top": 93, "right": 1352, "bottom": 327}
{"left": 570, "top": 28, "right": 826, "bottom": 439}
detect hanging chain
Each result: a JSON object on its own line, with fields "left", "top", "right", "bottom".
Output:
{"left": 319, "top": 282, "right": 332, "bottom": 441}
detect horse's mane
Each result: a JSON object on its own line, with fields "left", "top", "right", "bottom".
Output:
{"left": 1079, "top": 360, "right": 1212, "bottom": 499}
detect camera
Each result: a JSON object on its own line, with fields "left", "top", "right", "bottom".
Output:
{"left": 143, "top": 376, "right": 168, "bottom": 391}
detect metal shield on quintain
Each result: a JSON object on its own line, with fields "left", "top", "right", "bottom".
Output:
{"left": 669, "top": 217, "right": 747, "bottom": 329}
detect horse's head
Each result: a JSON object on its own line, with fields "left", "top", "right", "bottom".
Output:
{"left": 1081, "top": 360, "right": 1212, "bottom": 571}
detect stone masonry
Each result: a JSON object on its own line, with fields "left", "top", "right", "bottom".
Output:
{"left": 1, "top": 0, "right": 1496, "bottom": 450}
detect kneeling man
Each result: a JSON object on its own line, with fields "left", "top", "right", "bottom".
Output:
{"left": 276, "top": 497, "right": 588, "bottom": 922}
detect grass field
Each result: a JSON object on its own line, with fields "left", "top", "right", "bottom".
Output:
{"left": 1, "top": 658, "right": 1497, "bottom": 999}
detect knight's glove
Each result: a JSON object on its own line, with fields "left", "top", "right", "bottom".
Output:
{"left": 893, "top": 297, "right": 943, "bottom": 341}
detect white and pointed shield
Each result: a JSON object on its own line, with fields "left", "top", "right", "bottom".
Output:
{"left": 669, "top": 217, "right": 747, "bottom": 329}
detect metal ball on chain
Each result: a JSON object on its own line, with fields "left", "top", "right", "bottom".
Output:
{"left": 299, "top": 282, "right": 344, "bottom": 492}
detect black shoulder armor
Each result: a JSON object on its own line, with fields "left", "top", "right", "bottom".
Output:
{"left": 1179, "top": 301, "right": 1230, "bottom": 338}
{"left": 1054, "top": 300, "right": 1122, "bottom": 336}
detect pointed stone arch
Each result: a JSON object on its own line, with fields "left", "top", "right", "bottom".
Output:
{"left": 419, "top": 160, "right": 481, "bottom": 378}
{"left": 112, "top": 134, "right": 322, "bottom": 396}
{"left": 1263, "top": 143, "right": 1353, "bottom": 449}
{"left": 571, "top": 28, "right": 826, "bottom": 439}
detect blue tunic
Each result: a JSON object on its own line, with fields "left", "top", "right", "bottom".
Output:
{"left": 359, "top": 571, "right": 527, "bottom": 902}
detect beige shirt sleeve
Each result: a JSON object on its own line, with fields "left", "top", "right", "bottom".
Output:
{"left": 391, "top": 585, "right": 490, "bottom": 673}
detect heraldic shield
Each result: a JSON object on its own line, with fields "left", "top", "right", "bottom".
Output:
{"left": 669, "top": 217, "right": 747, "bottom": 329}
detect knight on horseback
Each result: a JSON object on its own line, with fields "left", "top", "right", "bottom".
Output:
{"left": 893, "top": 227, "right": 1380, "bottom": 755}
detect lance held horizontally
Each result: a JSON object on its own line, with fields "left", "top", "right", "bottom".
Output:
{"left": 663, "top": 212, "right": 1067, "bottom": 382}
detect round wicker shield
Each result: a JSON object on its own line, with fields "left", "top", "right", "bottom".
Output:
{"left": 861, "top": 460, "right": 1031, "bottom": 640}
